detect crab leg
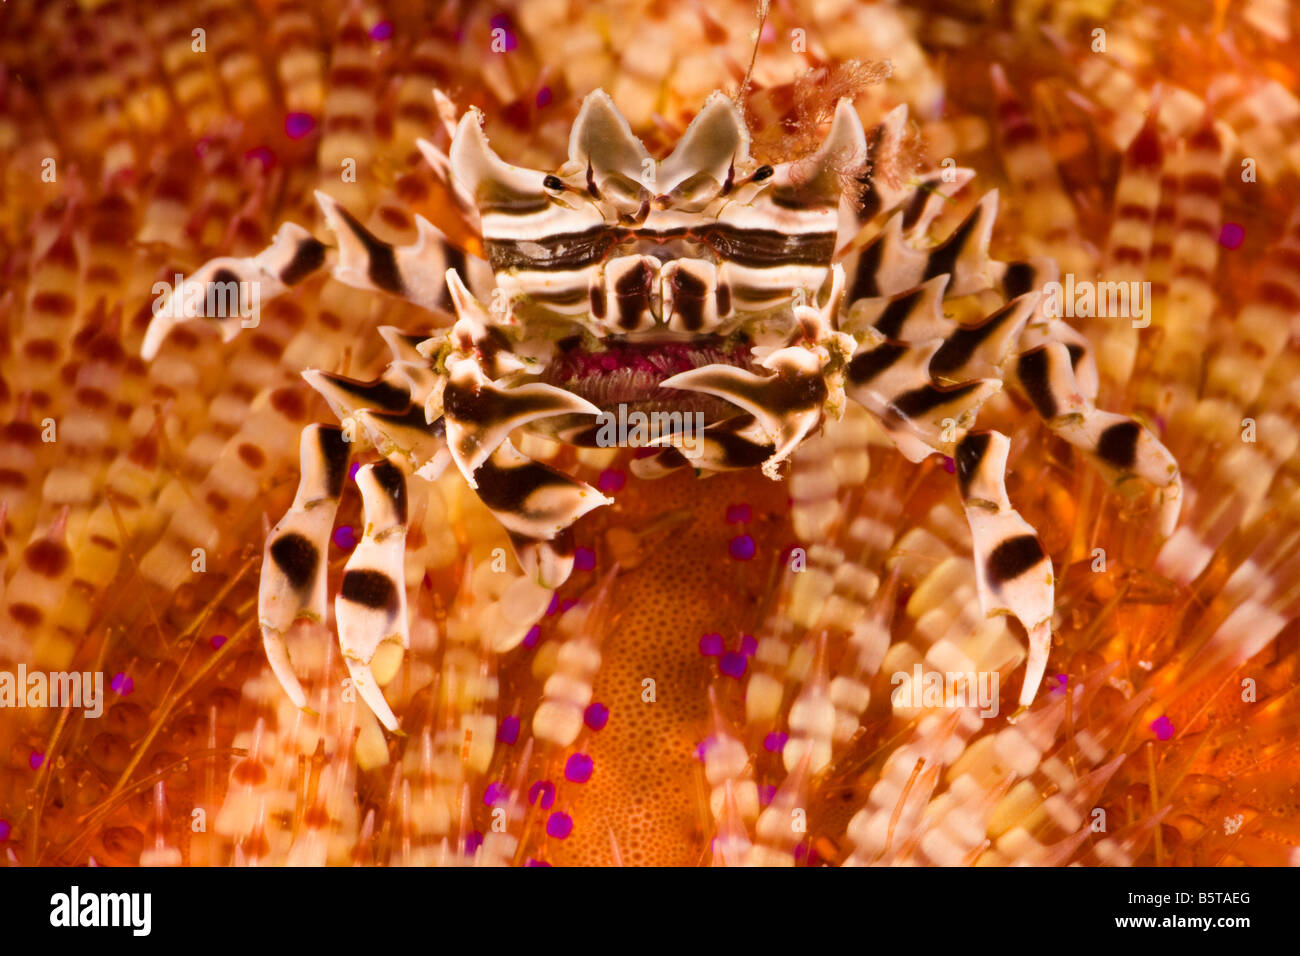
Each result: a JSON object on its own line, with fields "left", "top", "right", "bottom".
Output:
{"left": 141, "top": 223, "right": 326, "bottom": 359}
{"left": 954, "top": 430, "right": 1055, "bottom": 707}
{"left": 259, "top": 424, "right": 351, "bottom": 709}
{"left": 843, "top": 336, "right": 1001, "bottom": 462}
{"left": 1013, "top": 342, "right": 1182, "bottom": 534}
{"left": 141, "top": 193, "right": 492, "bottom": 358}
{"left": 335, "top": 460, "right": 410, "bottom": 732}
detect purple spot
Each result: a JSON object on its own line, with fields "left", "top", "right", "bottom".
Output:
{"left": 584, "top": 702, "right": 609, "bottom": 731}
{"left": 564, "top": 753, "right": 594, "bottom": 783}
{"left": 526, "top": 858, "right": 551, "bottom": 867}
{"left": 546, "top": 592, "right": 560, "bottom": 615}
{"left": 794, "top": 842, "right": 810, "bottom": 862}
{"left": 536, "top": 86, "right": 553, "bottom": 109}
{"left": 764, "top": 732, "right": 789, "bottom": 753}
{"left": 488, "top": 14, "right": 518, "bottom": 51}
{"left": 0, "top": 820, "right": 9, "bottom": 841}
{"left": 759, "top": 784, "right": 776, "bottom": 807}
{"left": 1050, "top": 673, "right": 1069, "bottom": 694}
{"left": 729, "top": 534, "right": 756, "bottom": 561}
{"left": 694, "top": 737, "right": 714, "bottom": 761}
{"left": 1151, "top": 715, "right": 1174, "bottom": 741}
{"left": 522, "top": 624, "right": 541, "bottom": 649}
{"left": 719, "top": 652, "right": 747, "bottom": 679}
{"left": 209, "top": 633, "right": 227, "bottom": 650}
{"left": 482, "top": 782, "right": 507, "bottom": 806}
{"left": 244, "top": 146, "right": 275, "bottom": 170}
{"left": 725, "top": 503, "right": 752, "bottom": 524}
{"left": 545, "top": 811, "right": 573, "bottom": 840}
{"left": 597, "top": 468, "right": 625, "bottom": 493}
{"left": 1219, "top": 222, "right": 1245, "bottom": 250}
{"left": 29, "top": 751, "right": 43, "bottom": 771}
{"left": 739, "top": 634, "right": 757, "bottom": 657}
{"left": 111, "top": 672, "right": 134, "bottom": 696}
{"left": 698, "top": 632, "right": 724, "bottom": 657}
{"left": 348, "top": 462, "right": 362, "bottom": 482}
{"left": 284, "top": 112, "right": 316, "bottom": 140}
{"left": 332, "top": 525, "right": 357, "bottom": 551}
{"left": 497, "top": 715, "right": 520, "bottom": 745}
{"left": 942, "top": 455, "right": 955, "bottom": 475}
{"left": 528, "top": 780, "right": 555, "bottom": 809}
{"left": 369, "top": 19, "right": 394, "bottom": 41}
{"left": 465, "top": 830, "right": 483, "bottom": 855}
{"left": 559, "top": 598, "right": 578, "bottom": 613}
{"left": 574, "top": 546, "right": 596, "bottom": 571}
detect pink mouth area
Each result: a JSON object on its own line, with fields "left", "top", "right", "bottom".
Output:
{"left": 545, "top": 339, "right": 755, "bottom": 413}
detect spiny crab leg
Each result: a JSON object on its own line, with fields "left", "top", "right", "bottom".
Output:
{"left": 141, "top": 222, "right": 325, "bottom": 359}
{"left": 335, "top": 460, "right": 410, "bottom": 732}
{"left": 1014, "top": 342, "right": 1182, "bottom": 535}
{"left": 954, "top": 430, "right": 1055, "bottom": 707}
{"left": 141, "top": 190, "right": 492, "bottom": 359}
{"left": 843, "top": 335, "right": 1002, "bottom": 462}
{"left": 259, "top": 424, "right": 352, "bottom": 710}
{"left": 311, "top": 190, "right": 487, "bottom": 312}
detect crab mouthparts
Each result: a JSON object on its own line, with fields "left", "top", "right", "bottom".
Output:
{"left": 543, "top": 337, "right": 756, "bottom": 419}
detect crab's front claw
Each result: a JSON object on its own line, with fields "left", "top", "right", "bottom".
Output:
{"left": 662, "top": 349, "right": 828, "bottom": 479}
{"left": 441, "top": 356, "right": 602, "bottom": 486}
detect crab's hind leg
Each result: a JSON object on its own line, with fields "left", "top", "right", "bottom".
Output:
{"left": 1012, "top": 338, "right": 1182, "bottom": 535}
{"left": 259, "top": 423, "right": 351, "bottom": 709}
{"left": 954, "top": 429, "right": 1055, "bottom": 708}
{"left": 334, "top": 460, "right": 410, "bottom": 732}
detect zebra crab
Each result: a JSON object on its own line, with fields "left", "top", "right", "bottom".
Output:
{"left": 142, "top": 89, "right": 1181, "bottom": 731}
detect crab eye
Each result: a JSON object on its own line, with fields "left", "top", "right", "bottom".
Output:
{"left": 752, "top": 164, "right": 774, "bottom": 182}
{"left": 543, "top": 174, "right": 566, "bottom": 192}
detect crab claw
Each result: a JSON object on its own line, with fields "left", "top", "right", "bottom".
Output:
{"left": 472, "top": 439, "right": 611, "bottom": 587}
{"left": 442, "top": 356, "right": 601, "bottom": 486}
{"left": 661, "top": 348, "right": 828, "bottom": 478}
